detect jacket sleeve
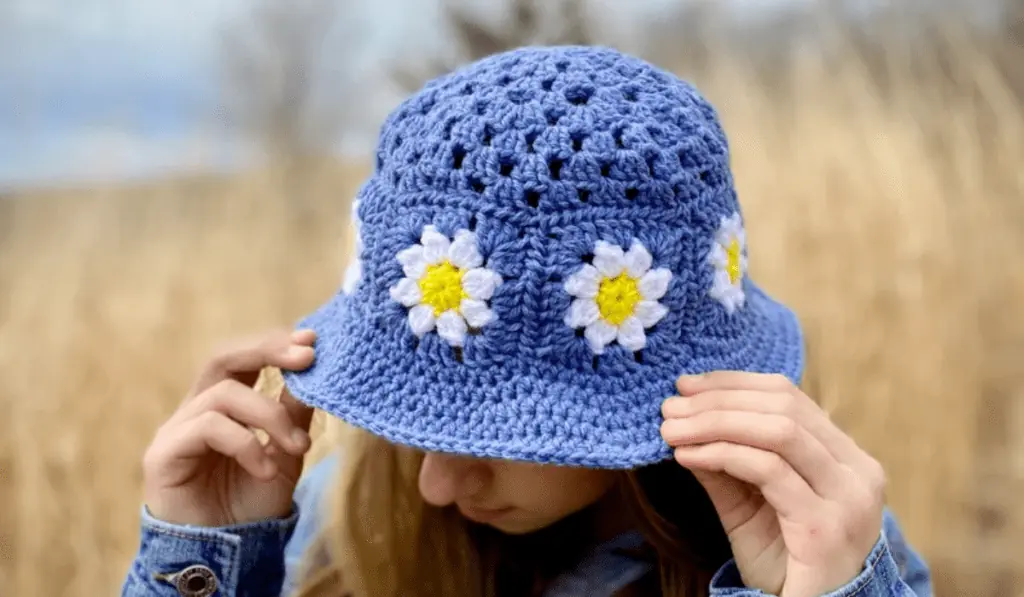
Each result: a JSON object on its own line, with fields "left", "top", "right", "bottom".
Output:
{"left": 709, "top": 508, "right": 933, "bottom": 597}
{"left": 119, "top": 454, "right": 338, "bottom": 597}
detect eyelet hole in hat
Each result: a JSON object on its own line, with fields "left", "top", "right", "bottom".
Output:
{"left": 469, "top": 178, "right": 485, "bottom": 193}
{"left": 452, "top": 145, "right": 466, "bottom": 169}
{"left": 525, "top": 132, "right": 538, "bottom": 153}
{"left": 625, "top": 187, "right": 639, "bottom": 201}
{"left": 497, "top": 74, "right": 512, "bottom": 86}
{"left": 461, "top": 83, "right": 474, "bottom": 95}
{"left": 565, "top": 84, "right": 593, "bottom": 106}
{"left": 581, "top": 253, "right": 594, "bottom": 264}
{"left": 500, "top": 161, "right": 513, "bottom": 177}
{"left": 634, "top": 351, "right": 644, "bottom": 364}
{"left": 571, "top": 133, "right": 586, "bottom": 152}
{"left": 613, "top": 127, "right": 626, "bottom": 148}
{"left": 468, "top": 215, "right": 478, "bottom": 231}
{"left": 556, "top": 60, "right": 569, "bottom": 72}
{"left": 591, "top": 356, "right": 600, "bottom": 370}
{"left": 482, "top": 126, "right": 493, "bottom": 146}
{"left": 577, "top": 188, "right": 590, "bottom": 203}
{"left": 525, "top": 190, "right": 540, "bottom": 208}
{"left": 548, "top": 158, "right": 563, "bottom": 180}
{"left": 541, "top": 78, "right": 555, "bottom": 91}
{"left": 600, "top": 163, "right": 611, "bottom": 178}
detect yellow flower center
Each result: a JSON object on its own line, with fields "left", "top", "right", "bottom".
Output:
{"left": 419, "top": 261, "right": 466, "bottom": 316}
{"left": 596, "top": 273, "right": 641, "bottom": 326}
{"left": 725, "top": 238, "right": 742, "bottom": 285}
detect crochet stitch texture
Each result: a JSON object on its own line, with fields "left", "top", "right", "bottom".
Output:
{"left": 283, "top": 45, "right": 804, "bottom": 469}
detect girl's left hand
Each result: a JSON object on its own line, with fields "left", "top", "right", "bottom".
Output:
{"left": 660, "top": 371, "right": 886, "bottom": 597}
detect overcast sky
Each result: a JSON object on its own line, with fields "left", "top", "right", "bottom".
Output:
{"left": 2, "top": 0, "right": 976, "bottom": 191}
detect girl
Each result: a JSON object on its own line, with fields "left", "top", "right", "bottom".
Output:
{"left": 121, "top": 46, "right": 932, "bottom": 597}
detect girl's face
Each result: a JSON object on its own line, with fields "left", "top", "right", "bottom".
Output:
{"left": 418, "top": 451, "right": 618, "bottom": 534}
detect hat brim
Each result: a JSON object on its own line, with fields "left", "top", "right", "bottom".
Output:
{"left": 282, "top": 283, "right": 804, "bottom": 470}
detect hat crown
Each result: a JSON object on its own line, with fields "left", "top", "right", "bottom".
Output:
{"left": 371, "top": 45, "right": 734, "bottom": 221}
{"left": 347, "top": 45, "right": 765, "bottom": 379}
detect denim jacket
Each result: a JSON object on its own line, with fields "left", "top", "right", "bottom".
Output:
{"left": 121, "top": 454, "right": 933, "bottom": 597}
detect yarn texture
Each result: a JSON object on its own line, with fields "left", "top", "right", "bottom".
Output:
{"left": 282, "top": 45, "right": 804, "bottom": 469}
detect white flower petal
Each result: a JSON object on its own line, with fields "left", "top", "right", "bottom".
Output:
{"left": 462, "top": 268, "right": 502, "bottom": 300}
{"left": 437, "top": 310, "right": 468, "bottom": 346}
{"left": 421, "top": 225, "right": 451, "bottom": 264}
{"left": 564, "top": 298, "right": 600, "bottom": 328}
{"left": 617, "top": 316, "right": 647, "bottom": 351}
{"left": 624, "top": 241, "right": 653, "bottom": 278}
{"left": 638, "top": 268, "right": 672, "bottom": 301}
{"left": 408, "top": 304, "right": 436, "bottom": 336}
{"left": 448, "top": 229, "right": 484, "bottom": 270}
{"left": 709, "top": 269, "right": 733, "bottom": 300}
{"left": 593, "top": 241, "right": 626, "bottom": 277}
{"left": 564, "top": 264, "right": 601, "bottom": 299}
{"left": 389, "top": 277, "right": 422, "bottom": 307}
{"left": 634, "top": 300, "right": 669, "bottom": 328}
{"left": 584, "top": 320, "right": 618, "bottom": 355}
{"left": 396, "top": 245, "right": 428, "bottom": 279}
{"left": 461, "top": 298, "right": 495, "bottom": 328}
{"left": 718, "top": 286, "right": 746, "bottom": 314}
{"left": 708, "top": 243, "right": 729, "bottom": 268}
{"left": 342, "top": 259, "right": 362, "bottom": 294}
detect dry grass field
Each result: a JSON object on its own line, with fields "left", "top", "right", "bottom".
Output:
{"left": 2, "top": 26, "right": 1023, "bottom": 597}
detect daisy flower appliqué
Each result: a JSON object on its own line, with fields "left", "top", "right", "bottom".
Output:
{"left": 708, "top": 212, "right": 748, "bottom": 313}
{"left": 389, "top": 225, "right": 503, "bottom": 347}
{"left": 564, "top": 240, "right": 672, "bottom": 354}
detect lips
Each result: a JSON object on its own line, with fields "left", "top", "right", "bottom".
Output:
{"left": 457, "top": 504, "right": 514, "bottom": 524}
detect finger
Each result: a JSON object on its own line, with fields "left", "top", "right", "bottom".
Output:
{"left": 188, "top": 329, "right": 316, "bottom": 399}
{"left": 675, "top": 371, "right": 793, "bottom": 396}
{"left": 279, "top": 387, "right": 315, "bottom": 435}
{"left": 178, "top": 379, "right": 310, "bottom": 455}
{"left": 673, "top": 442, "right": 822, "bottom": 521}
{"left": 661, "top": 410, "right": 847, "bottom": 498}
{"left": 687, "top": 468, "right": 766, "bottom": 535}
{"left": 664, "top": 387, "right": 875, "bottom": 478}
{"left": 174, "top": 411, "right": 278, "bottom": 480}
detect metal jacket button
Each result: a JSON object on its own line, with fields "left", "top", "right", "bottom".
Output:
{"left": 170, "top": 565, "right": 218, "bottom": 597}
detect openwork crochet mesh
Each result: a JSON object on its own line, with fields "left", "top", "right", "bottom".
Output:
{"left": 283, "top": 46, "right": 804, "bottom": 469}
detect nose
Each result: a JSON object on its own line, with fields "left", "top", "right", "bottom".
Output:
{"left": 418, "top": 452, "right": 489, "bottom": 507}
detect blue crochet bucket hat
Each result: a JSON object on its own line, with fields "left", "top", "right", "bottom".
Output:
{"left": 283, "top": 45, "right": 804, "bottom": 469}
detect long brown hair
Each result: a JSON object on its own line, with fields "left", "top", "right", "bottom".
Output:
{"left": 291, "top": 424, "right": 733, "bottom": 597}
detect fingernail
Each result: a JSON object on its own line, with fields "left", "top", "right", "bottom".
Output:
{"left": 290, "top": 329, "right": 316, "bottom": 342}
{"left": 287, "top": 345, "right": 313, "bottom": 359}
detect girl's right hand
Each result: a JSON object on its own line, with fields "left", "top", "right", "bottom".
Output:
{"left": 141, "top": 328, "right": 317, "bottom": 527}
